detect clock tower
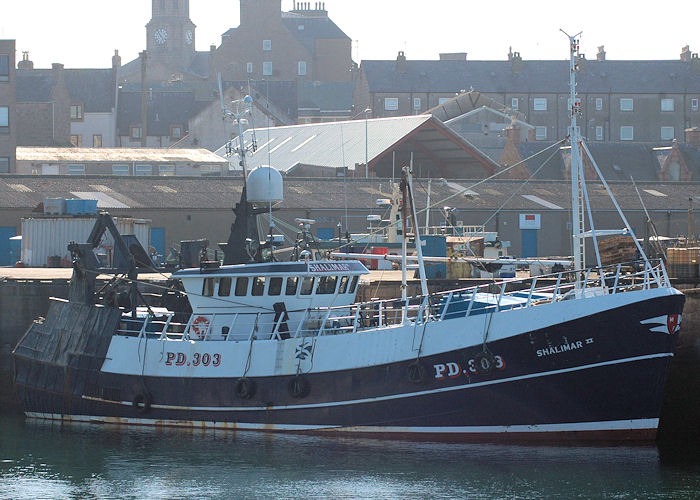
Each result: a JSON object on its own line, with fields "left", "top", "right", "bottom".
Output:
{"left": 146, "top": 0, "right": 196, "bottom": 70}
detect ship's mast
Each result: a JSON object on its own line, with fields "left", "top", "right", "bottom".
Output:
{"left": 564, "top": 31, "right": 586, "bottom": 275}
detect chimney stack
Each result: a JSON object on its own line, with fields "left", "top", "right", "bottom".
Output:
{"left": 681, "top": 45, "right": 692, "bottom": 62}
{"left": 396, "top": 51, "right": 407, "bottom": 73}
{"left": 596, "top": 45, "right": 606, "bottom": 61}
{"left": 112, "top": 49, "right": 121, "bottom": 69}
{"left": 17, "top": 51, "right": 33, "bottom": 70}
{"left": 511, "top": 51, "right": 523, "bottom": 74}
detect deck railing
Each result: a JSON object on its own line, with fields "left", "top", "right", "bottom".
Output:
{"left": 122, "top": 260, "right": 669, "bottom": 342}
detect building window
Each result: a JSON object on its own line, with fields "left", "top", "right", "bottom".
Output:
{"left": 661, "top": 98, "right": 674, "bottom": 112}
{"left": 595, "top": 125, "right": 603, "bottom": 140}
{"left": 384, "top": 97, "right": 399, "bottom": 111}
{"left": 298, "top": 61, "right": 307, "bottom": 76}
{"left": 68, "top": 164, "right": 85, "bottom": 175}
{"left": 620, "top": 126, "right": 634, "bottom": 141}
{"left": 246, "top": 62, "right": 253, "bottom": 74}
{"left": 693, "top": 98, "right": 699, "bottom": 112}
{"left": 112, "top": 164, "right": 129, "bottom": 176}
{"left": 0, "top": 55, "right": 9, "bottom": 82}
{"left": 134, "top": 164, "right": 152, "bottom": 176}
{"left": 535, "top": 126, "right": 547, "bottom": 140}
{"left": 0, "top": 106, "right": 8, "bottom": 133}
{"left": 511, "top": 97, "right": 518, "bottom": 111}
{"left": 263, "top": 39, "right": 271, "bottom": 51}
{"left": 438, "top": 97, "right": 450, "bottom": 105}
{"left": 661, "top": 126, "right": 675, "bottom": 140}
{"left": 413, "top": 97, "right": 421, "bottom": 110}
{"left": 620, "top": 98, "right": 633, "bottom": 111}
{"left": 170, "top": 124, "right": 183, "bottom": 140}
{"left": 595, "top": 98, "right": 603, "bottom": 111}
{"left": 159, "top": 164, "right": 176, "bottom": 176}
{"left": 533, "top": 98, "right": 547, "bottom": 111}
{"left": 130, "top": 126, "right": 142, "bottom": 141}
{"left": 93, "top": 135, "right": 102, "bottom": 148}
{"left": 70, "top": 135, "right": 82, "bottom": 147}
{"left": 70, "top": 103, "right": 84, "bottom": 121}
{"left": 200, "top": 164, "right": 222, "bottom": 176}
{"left": 0, "top": 157, "right": 9, "bottom": 173}
{"left": 263, "top": 61, "right": 272, "bottom": 76}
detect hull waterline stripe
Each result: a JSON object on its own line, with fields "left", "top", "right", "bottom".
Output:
{"left": 86, "top": 352, "right": 672, "bottom": 412}
{"left": 24, "top": 413, "right": 659, "bottom": 434}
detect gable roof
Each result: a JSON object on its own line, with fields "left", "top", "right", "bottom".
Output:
{"left": 117, "top": 90, "right": 209, "bottom": 136}
{"left": 64, "top": 69, "right": 115, "bottom": 112}
{"left": 214, "top": 115, "right": 498, "bottom": 177}
{"left": 361, "top": 59, "right": 700, "bottom": 94}
{"left": 15, "top": 71, "right": 54, "bottom": 102}
{"left": 281, "top": 13, "right": 349, "bottom": 54}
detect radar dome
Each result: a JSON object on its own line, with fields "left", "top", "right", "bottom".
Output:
{"left": 247, "top": 165, "right": 283, "bottom": 204}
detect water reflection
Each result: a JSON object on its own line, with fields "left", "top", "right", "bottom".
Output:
{"left": 1, "top": 416, "right": 698, "bottom": 499}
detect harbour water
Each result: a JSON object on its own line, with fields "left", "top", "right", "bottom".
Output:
{"left": 0, "top": 415, "right": 698, "bottom": 499}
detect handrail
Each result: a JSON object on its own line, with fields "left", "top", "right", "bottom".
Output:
{"left": 130, "top": 260, "right": 669, "bottom": 342}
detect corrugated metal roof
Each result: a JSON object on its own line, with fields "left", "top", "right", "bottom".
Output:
{"left": 0, "top": 175, "right": 699, "bottom": 213}
{"left": 216, "top": 115, "right": 432, "bottom": 172}
{"left": 215, "top": 115, "right": 496, "bottom": 175}
{"left": 16, "top": 147, "right": 227, "bottom": 164}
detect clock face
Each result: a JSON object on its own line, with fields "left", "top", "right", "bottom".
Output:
{"left": 154, "top": 28, "right": 168, "bottom": 45}
{"left": 185, "top": 30, "right": 193, "bottom": 45}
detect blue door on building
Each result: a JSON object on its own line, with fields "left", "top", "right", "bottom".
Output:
{"left": 0, "top": 227, "right": 17, "bottom": 266}
{"left": 521, "top": 229, "right": 538, "bottom": 258}
{"left": 151, "top": 227, "right": 165, "bottom": 265}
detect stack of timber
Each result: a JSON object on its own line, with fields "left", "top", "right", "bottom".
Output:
{"left": 666, "top": 247, "right": 700, "bottom": 280}
{"left": 597, "top": 235, "right": 637, "bottom": 266}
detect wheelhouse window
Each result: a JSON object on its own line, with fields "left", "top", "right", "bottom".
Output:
{"left": 286, "top": 276, "right": 299, "bottom": 295}
{"left": 268, "top": 277, "right": 282, "bottom": 296}
{"left": 252, "top": 276, "right": 266, "bottom": 296}
{"left": 218, "top": 277, "right": 232, "bottom": 296}
{"left": 317, "top": 275, "right": 337, "bottom": 294}
{"left": 235, "top": 277, "right": 249, "bottom": 296}
{"left": 338, "top": 275, "right": 349, "bottom": 294}
{"left": 202, "top": 278, "right": 215, "bottom": 297}
{"left": 349, "top": 276, "right": 359, "bottom": 293}
{"left": 300, "top": 277, "right": 315, "bottom": 295}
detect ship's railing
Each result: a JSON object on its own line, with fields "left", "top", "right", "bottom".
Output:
{"left": 121, "top": 259, "right": 669, "bottom": 341}
{"left": 423, "top": 224, "right": 486, "bottom": 236}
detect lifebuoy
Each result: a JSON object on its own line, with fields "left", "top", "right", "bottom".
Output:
{"left": 235, "top": 377, "right": 256, "bottom": 400}
{"left": 288, "top": 375, "right": 310, "bottom": 398}
{"left": 407, "top": 361, "right": 426, "bottom": 384}
{"left": 190, "top": 316, "right": 210, "bottom": 339}
{"left": 132, "top": 393, "right": 152, "bottom": 414}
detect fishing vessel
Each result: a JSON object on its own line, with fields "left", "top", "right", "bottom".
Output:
{"left": 12, "top": 35, "right": 684, "bottom": 442}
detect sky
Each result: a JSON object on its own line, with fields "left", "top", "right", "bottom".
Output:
{"left": 0, "top": 0, "right": 698, "bottom": 69}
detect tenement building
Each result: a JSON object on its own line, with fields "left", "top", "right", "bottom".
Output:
{"left": 0, "top": 40, "right": 16, "bottom": 172}
{"left": 357, "top": 47, "right": 700, "bottom": 143}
